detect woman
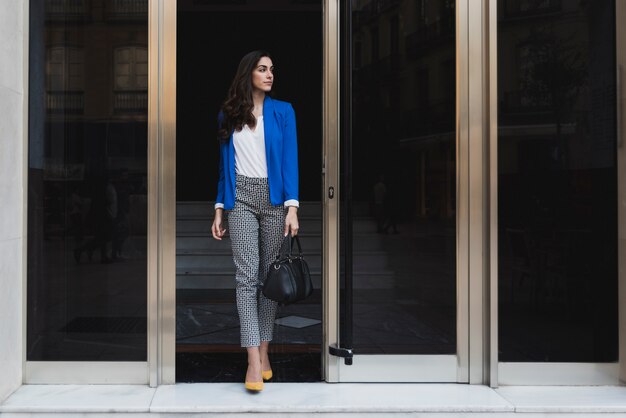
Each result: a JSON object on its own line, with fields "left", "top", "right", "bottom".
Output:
{"left": 211, "top": 50, "right": 300, "bottom": 392}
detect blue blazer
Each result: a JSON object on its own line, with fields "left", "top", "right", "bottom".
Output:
{"left": 215, "top": 95, "right": 299, "bottom": 210}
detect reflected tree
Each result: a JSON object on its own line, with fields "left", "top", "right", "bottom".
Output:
{"left": 518, "top": 26, "right": 587, "bottom": 167}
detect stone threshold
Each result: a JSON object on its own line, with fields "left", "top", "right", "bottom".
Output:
{"left": 1, "top": 383, "right": 626, "bottom": 416}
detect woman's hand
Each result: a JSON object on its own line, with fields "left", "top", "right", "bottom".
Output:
{"left": 284, "top": 206, "right": 299, "bottom": 237}
{"left": 211, "top": 208, "right": 227, "bottom": 240}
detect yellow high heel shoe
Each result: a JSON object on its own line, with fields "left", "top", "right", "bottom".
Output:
{"left": 262, "top": 369, "right": 273, "bottom": 381}
{"left": 244, "top": 380, "right": 264, "bottom": 392}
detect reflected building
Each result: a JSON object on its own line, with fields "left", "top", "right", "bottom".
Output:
{"left": 497, "top": 0, "right": 617, "bottom": 362}
{"left": 343, "top": 0, "right": 457, "bottom": 356}
{"left": 351, "top": 0, "right": 455, "bottom": 221}
{"left": 28, "top": 0, "right": 149, "bottom": 361}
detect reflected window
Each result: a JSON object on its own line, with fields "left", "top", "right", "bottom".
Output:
{"left": 114, "top": 46, "right": 148, "bottom": 90}
{"left": 47, "top": 46, "right": 84, "bottom": 90}
{"left": 45, "top": 0, "right": 89, "bottom": 19}
{"left": 114, "top": 46, "right": 148, "bottom": 113}
{"left": 504, "top": 0, "right": 561, "bottom": 17}
{"left": 107, "top": 0, "right": 149, "bottom": 21}
{"left": 46, "top": 46, "right": 85, "bottom": 113}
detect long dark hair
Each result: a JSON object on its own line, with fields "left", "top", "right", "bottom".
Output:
{"left": 218, "top": 50, "right": 272, "bottom": 141}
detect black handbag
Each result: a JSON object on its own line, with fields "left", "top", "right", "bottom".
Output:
{"left": 262, "top": 233, "right": 313, "bottom": 305}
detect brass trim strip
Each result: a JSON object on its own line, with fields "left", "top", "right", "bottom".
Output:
{"left": 160, "top": 0, "right": 177, "bottom": 385}
{"left": 323, "top": 0, "right": 340, "bottom": 383}
{"left": 456, "top": 0, "right": 471, "bottom": 384}
{"left": 147, "top": 0, "right": 159, "bottom": 387}
{"left": 149, "top": 0, "right": 176, "bottom": 386}
{"left": 22, "top": 0, "right": 30, "bottom": 383}
{"left": 487, "top": 0, "right": 499, "bottom": 388}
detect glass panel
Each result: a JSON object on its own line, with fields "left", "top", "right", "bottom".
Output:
{"left": 27, "top": 0, "right": 148, "bottom": 361}
{"left": 341, "top": 0, "right": 457, "bottom": 355}
{"left": 497, "top": 0, "right": 618, "bottom": 362}
{"left": 175, "top": 1, "right": 323, "bottom": 382}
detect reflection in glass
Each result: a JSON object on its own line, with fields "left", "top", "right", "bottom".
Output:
{"left": 497, "top": 0, "right": 618, "bottom": 362}
{"left": 27, "top": 0, "right": 148, "bottom": 361}
{"left": 342, "top": 0, "right": 456, "bottom": 355}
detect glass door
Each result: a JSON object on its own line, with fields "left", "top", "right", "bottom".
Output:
{"left": 25, "top": 0, "right": 150, "bottom": 384}
{"left": 496, "top": 0, "right": 621, "bottom": 385}
{"left": 332, "top": 0, "right": 462, "bottom": 382}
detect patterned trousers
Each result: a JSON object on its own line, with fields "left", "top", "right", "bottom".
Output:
{"left": 227, "top": 174, "right": 286, "bottom": 347}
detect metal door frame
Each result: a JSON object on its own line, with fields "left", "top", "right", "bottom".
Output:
{"left": 155, "top": 0, "right": 176, "bottom": 386}
{"left": 322, "top": 0, "right": 340, "bottom": 383}
{"left": 22, "top": 0, "right": 161, "bottom": 385}
{"left": 158, "top": 0, "right": 480, "bottom": 384}
{"left": 324, "top": 0, "right": 481, "bottom": 383}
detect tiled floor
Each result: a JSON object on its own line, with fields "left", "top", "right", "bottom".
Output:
{"left": 2, "top": 383, "right": 626, "bottom": 417}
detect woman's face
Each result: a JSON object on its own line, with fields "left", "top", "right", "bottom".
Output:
{"left": 251, "top": 56, "right": 274, "bottom": 93}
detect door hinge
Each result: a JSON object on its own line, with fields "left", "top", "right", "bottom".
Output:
{"left": 329, "top": 344, "right": 353, "bottom": 365}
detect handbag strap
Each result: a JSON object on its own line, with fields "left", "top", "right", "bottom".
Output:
{"left": 292, "top": 234, "right": 303, "bottom": 255}
{"left": 277, "top": 232, "right": 303, "bottom": 258}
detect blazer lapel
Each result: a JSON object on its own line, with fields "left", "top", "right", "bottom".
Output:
{"left": 263, "top": 95, "right": 275, "bottom": 164}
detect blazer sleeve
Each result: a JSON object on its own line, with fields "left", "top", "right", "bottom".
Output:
{"left": 281, "top": 103, "right": 299, "bottom": 206}
{"left": 215, "top": 112, "right": 225, "bottom": 209}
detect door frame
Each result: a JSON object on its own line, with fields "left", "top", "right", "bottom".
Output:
{"left": 22, "top": 0, "right": 157, "bottom": 385}
{"left": 22, "top": 0, "right": 176, "bottom": 386}
{"left": 322, "top": 0, "right": 340, "bottom": 383}
{"left": 324, "top": 0, "right": 482, "bottom": 383}
{"left": 153, "top": 0, "right": 176, "bottom": 386}
{"left": 156, "top": 0, "right": 476, "bottom": 385}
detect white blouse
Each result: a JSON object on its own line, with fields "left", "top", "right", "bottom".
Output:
{"left": 214, "top": 115, "right": 299, "bottom": 209}
{"left": 233, "top": 115, "right": 268, "bottom": 178}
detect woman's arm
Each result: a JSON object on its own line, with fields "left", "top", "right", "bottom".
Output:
{"left": 215, "top": 112, "right": 226, "bottom": 210}
{"left": 284, "top": 206, "right": 299, "bottom": 237}
{"left": 212, "top": 143, "right": 227, "bottom": 240}
{"left": 281, "top": 103, "right": 299, "bottom": 207}
{"left": 212, "top": 207, "right": 226, "bottom": 240}
{"left": 282, "top": 103, "right": 299, "bottom": 236}
{"left": 213, "top": 113, "right": 227, "bottom": 240}
{"left": 215, "top": 141, "right": 226, "bottom": 210}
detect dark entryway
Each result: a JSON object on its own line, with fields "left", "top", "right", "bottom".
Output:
{"left": 175, "top": 1, "right": 323, "bottom": 383}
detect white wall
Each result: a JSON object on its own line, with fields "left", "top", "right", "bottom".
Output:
{"left": 0, "top": 0, "right": 26, "bottom": 402}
